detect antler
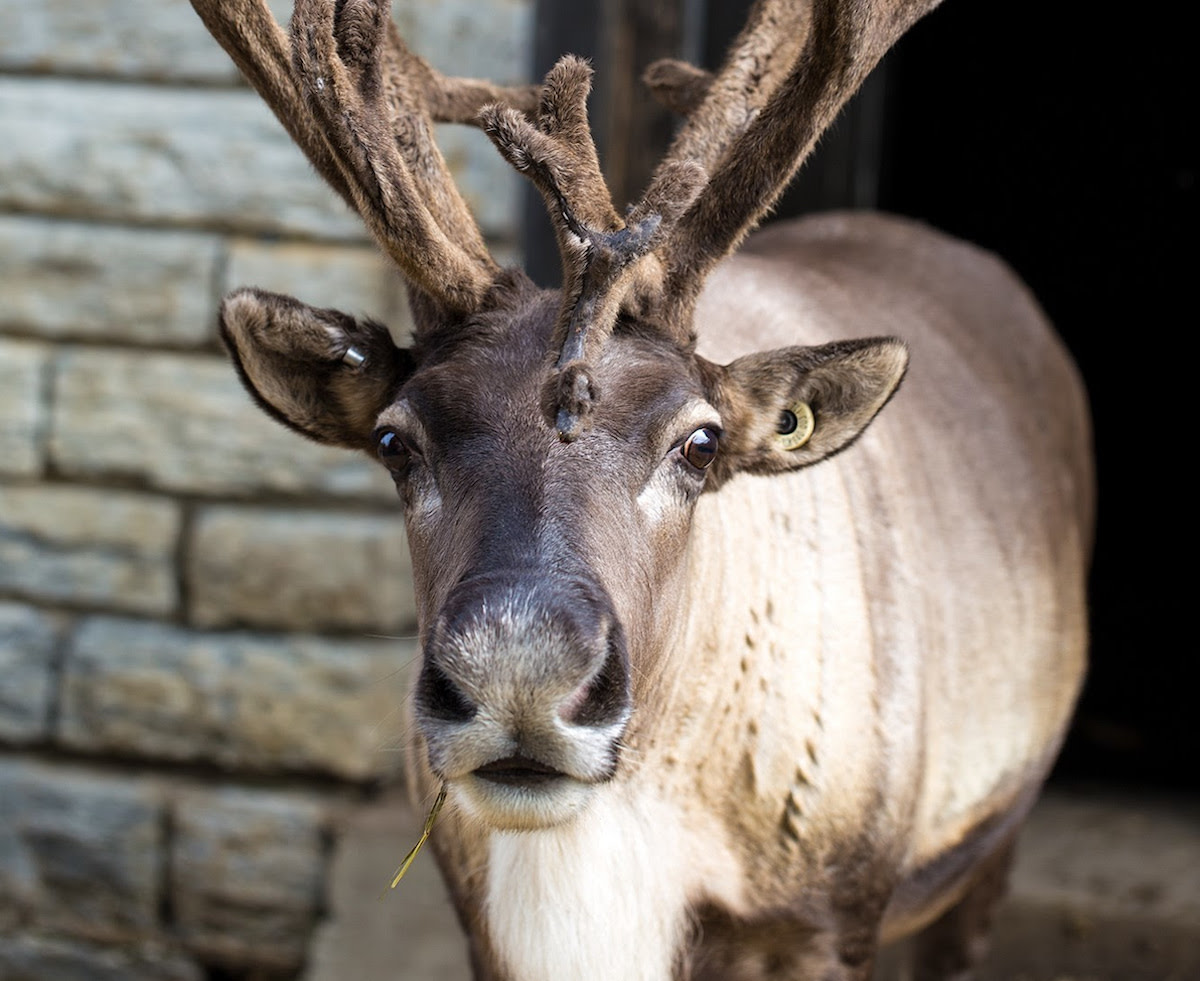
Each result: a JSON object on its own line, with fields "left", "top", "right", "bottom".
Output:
{"left": 195, "top": 0, "right": 943, "bottom": 435}
{"left": 480, "top": 58, "right": 704, "bottom": 438}
{"left": 478, "top": 0, "right": 942, "bottom": 438}
{"left": 640, "top": 0, "right": 944, "bottom": 327}
{"left": 189, "top": 0, "right": 540, "bottom": 317}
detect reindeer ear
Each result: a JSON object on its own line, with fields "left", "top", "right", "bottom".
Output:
{"left": 708, "top": 337, "right": 908, "bottom": 479}
{"left": 220, "top": 288, "right": 412, "bottom": 450}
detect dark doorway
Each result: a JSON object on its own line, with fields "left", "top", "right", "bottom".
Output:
{"left": 876, "top": 1, "right": 1195, "bottom": 791}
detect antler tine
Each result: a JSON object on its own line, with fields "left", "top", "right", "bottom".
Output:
{"left": 480, "top": 57, "right": 704, "bottom": 440}
{"left": 642, "top": 59, "right": 713, "bottom": 117}
{"left": 190, "top": 0, "right": 355, "bottom": 209}
{"left": 638, "top": 0, "right": 943, "bottom": 327}
{"left": 191, "top": 0, "right": 542, "bottom": 318}
{"left": 649, "top": 0, "right": 811, "bottom": 177}
{"left": 617, "top": 0, "right": 812, "bottom": 341}
{"left": 368, "top": 17, "right": 542, "bottom": 276}
{"left": 482, "top": 59, "right": 625, "bottom": 268}
{"left": 290, "top": 0, "right": 507, "bottom": 313}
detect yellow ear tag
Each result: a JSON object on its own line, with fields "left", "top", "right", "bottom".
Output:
{"left": 381, "top": 784, "right": 447, "bottom": 897}
{"left": 777, "top": 401, "right": 815, "bottom": 450}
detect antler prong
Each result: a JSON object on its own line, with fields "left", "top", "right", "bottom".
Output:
{"left": 289, "top": 0, "right": 503, "bottom": 313}
{"left": 483, "top": 58, "right": 622, "bottom": 233}
{"left": 631, "top": 0, "right": 944, "bottom": 329}
{"left": 190, "top": 0, "right": 356, "bottom": 208}
{"left": 482, "top": 57, "right": 706, "bottom": 440}
{"left": 190, "top": 0, "right": 546, "bottom": 323}
{"left": 642, "top": 59, "right": 714, "bottom": 116}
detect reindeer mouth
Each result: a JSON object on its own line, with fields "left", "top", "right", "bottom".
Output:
{"left": 458, "top": 753, "right": 595, "bottom": 829}
{"left": 449, "top": 749, "right": 606, "bottom": 830}
{"left": 473, "top": 754, "right": 568, "bottom": 788}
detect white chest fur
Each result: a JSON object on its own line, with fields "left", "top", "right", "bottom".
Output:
{"left": 485, "top": 791, "right": 705, "bottom": 981}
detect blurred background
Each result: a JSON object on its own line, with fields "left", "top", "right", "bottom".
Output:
{"left": 0, "top": 1, "right": 1194, "bottom": 980}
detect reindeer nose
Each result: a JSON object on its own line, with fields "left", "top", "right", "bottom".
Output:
{"left": 415, "top": 573, "right": 631, "bottom": 733}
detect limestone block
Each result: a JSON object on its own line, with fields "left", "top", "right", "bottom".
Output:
{"left": 58, "top": 617, "right": 412, "bottom": 780}
{"left": 49, "top": 347, "right": 395, "bottom": 500}
{"left": 0, "top": 77, "right": 518, "bottom": 241}
{"left": 0, "top": 484, "right": 180, "bottom": 617}
{"left": 188, "top": 506, "right": 416, "bottom": 633}
{"left": 171, "top": 786, "right": 325, "bottom": 971}
{"left": 0, "top": 759, "right": 163, "bottom": 941}
{"left": 0, "top": 338, "right": 48, "bottom": 477}
{"left": 0, "top": 216, "right": 220, "bottom": 345}
{"left": 224, "top": 237, "right": 414, "bottom": 344}
{"left": 0, "top": 0, "right": 287, "bottom": 82}
{"left": 0, "top": 603, "right": 57, "bottom": 744}
{"left": 396, "top": 0, "right": 533, "bottom": 86}
{"left": 0, "top": 935, "right": 202, "bottom": 981}
{"left": 0, "top": 78, "right": 362, "bottom": 241}
{"left": 0, "top": 0, "right": 526, "bottom": 86}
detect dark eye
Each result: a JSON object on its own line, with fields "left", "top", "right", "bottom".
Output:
{"left": 680, "top": 427, "right": 719, "bottom": 471}
{"left": 376, "top": 428, "right": 413, "bottom": 474}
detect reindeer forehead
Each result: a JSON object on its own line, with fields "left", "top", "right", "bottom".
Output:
{"left": 587, "top": 337, "right": 709, "bottom": 440}
{"left": 400, "top": 327, "right": 705, "bottom": 450}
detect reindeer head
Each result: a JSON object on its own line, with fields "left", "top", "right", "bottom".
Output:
{"left": 195, "top": 0, "right": 931, "bottom": 830}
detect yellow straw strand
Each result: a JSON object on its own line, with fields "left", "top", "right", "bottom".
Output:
{"left": 385, "top": 785, "right": 447, "bottom": 893}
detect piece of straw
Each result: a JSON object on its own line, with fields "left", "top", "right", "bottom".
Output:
{"left": 384, "top": 785, "right": 447, "bottom": 894}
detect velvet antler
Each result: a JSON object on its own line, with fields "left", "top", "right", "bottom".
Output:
{"left": 190, "top": 0, "right": 540, "bottom": 318}
{"left": 481, "top": 57, "right": 704, "bottom": 439}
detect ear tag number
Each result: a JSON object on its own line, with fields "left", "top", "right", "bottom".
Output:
{"left": 777, "top": 401, "right": 815, "bottom": 451}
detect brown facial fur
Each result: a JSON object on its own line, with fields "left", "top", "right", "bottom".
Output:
{"left": 372, "top": 291, "right": 721, "bottom": 661}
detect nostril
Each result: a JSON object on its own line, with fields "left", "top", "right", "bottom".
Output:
{"left": 557, "top": 679, "right": 593, "bottom": 723}
{"left": 417, "top": 660, "right": 477, "bottom": 723}
{"left": 559, "top": 631, "right": 630, "bottom": 727}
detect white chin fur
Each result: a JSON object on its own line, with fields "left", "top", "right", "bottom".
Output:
{"left": 451, "top": 774, "right": 595, "bottom": 831}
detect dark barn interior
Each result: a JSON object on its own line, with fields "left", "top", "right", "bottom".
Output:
{"left": 524, "top": 0, "right": 1196, "bottom": 795}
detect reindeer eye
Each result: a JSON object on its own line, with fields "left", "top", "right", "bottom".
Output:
{"left": 376, "top": 428, "right": 412, "bottom": 473}
{"left": 680, "top": 427, "right": 720, "bottom": 471}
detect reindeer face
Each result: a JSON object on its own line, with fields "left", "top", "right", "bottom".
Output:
{"left": 220, "top": 279, "right": 905, "bottom": 829}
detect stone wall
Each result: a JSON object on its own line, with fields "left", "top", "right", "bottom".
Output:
{"left": 0, "top": 1, "right": 532, "bottom": 978}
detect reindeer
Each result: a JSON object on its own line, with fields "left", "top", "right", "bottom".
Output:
{"left": 189, "top": 0, "right": 1092, "bottom": 977}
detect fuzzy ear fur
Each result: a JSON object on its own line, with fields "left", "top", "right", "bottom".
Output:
{"left": 220, "top": 288, "right": 412, "bottom": 450}
{"left": 707, "top": 337, "right": 908, "bottom": 482}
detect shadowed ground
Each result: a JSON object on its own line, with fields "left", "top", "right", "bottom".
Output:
{"left": 304, "top": 787, "right": 1200, "bottom": 981}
